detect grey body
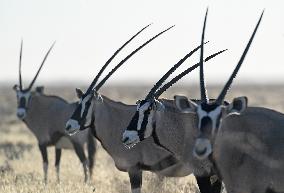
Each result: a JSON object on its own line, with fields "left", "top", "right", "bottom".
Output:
{"left": 94, "top": 96, "right": 192, "bottom": 176}
{"left": 24, "top": 93, "right": 87, "bottom": 147}
{"left": 212, "top": 106, "right": 284, "bottom": 193}
{"left": 21, "top": 90, "right": 95, "bottom": 182}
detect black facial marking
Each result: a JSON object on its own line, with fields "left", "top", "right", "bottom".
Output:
{"left": 16, "top": 91, "right": 31, "bottom": 110}
{"left": 71, "top": 103, "right": 82, "bottom": 120}
{"left": 71, "top": 95, "right": 94, "bottom": 129}
{"left": 71, "top": 103, "right": 85, "bottom": 127}
{"left": 138, "top": 108, "right": 151, "bottom": 140}
{"left": 199, "top": 102, "right": 222, "bottom": 132}
{"left": 126, "top": 100, "right": 153, "bottom": 141}
{"left": 19, "top": 97, "right": 26, "bottom": 108}
{"left": 201, "top": 102, "right": 219, "bottom": 112}
{"left": 200, "top": 117, "right": 212, "bottom": 132}
{"left": 127, "top": 112, "right": 139, "bottom": 131}
{"left": 81, "top": 99, "right": 92, "bottom": 120}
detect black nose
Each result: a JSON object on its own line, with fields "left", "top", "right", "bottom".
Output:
{"left": 65, "top": 125, "right": 71, "bottom": 131}
{"left": 122, "top": 137, "right": 129, "bottom": 143}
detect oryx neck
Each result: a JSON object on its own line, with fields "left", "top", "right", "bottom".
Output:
{"left": 95, "top": 94, "right": 137, "bottom": 110}
{"left": 152, "top": 100, "right": 194, "bottom": 159}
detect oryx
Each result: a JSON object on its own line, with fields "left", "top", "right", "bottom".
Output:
{"left": 13, "top": 41, "right": 96, "bottom": 183}
{"left": 174, "top": 10, "right": 282, "bottom": 193}
{"left": 65, "top": 23, "right": 225, "bottom": 193}
{"left": 121, "top": 44, "right": 228, "bottom": 193}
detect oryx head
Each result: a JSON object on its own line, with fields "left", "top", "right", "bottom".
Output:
{"left": 65, "top": 88, "right": 102, "bottom": 135}
{"left": 13, "top": 40, "right": 55, "bottom": 120}
{"left": 122, "top": 98, "right": 165, "bottom": 148}
{"left": 65, "top": 24, "right": 175, "bottom": 135}
{"left": 175, "top": 9, "right": 263, "bottom": 160}
{"left": 122, "top": 41, "right": 227, "bottom": 149}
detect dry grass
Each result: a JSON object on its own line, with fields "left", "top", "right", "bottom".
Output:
{"left": 0, "top": 84, "right": 283, "bottom": 193}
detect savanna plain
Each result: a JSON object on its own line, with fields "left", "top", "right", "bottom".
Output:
{"left": 1, "top": 84, "right": 284, "bottom": 193}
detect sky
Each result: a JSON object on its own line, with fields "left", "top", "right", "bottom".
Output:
{"left": 0, "top": 0, "right": 283, "bottom": 87}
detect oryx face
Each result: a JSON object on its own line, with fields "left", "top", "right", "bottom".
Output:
{"left": 195, "top": 99, "right": 247, "bottom": 159}
{"left": 175, "top": 95, "right": 248, "bottom": 159}
{"left": 13, "top": 85, "right": 32, "bottom": 120}
{"left": 65, "top": 88, "right": 95, "bottom": 135}
{"left": 175, "top": 96, "right": 222, "bottom": 159}
{"left": 122, "top": 99, "right": 164, "bottom": 148}
{"left": 194, "top": 102, "right": 222, "bottom": 159}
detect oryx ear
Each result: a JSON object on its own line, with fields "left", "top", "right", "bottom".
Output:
{"left": 13, "top": 84, "right": 19, "bottom": 91}
{"left": 226, "top": 96, "right": 248, "bottom": 116}
{"left": 174, "top": 95, "right": 197, "bottom": 113}
{"left": 154, "top": 100, "right": 165, "bottom": 111}
{"left": 76, "top": 88, "right": 84, "bottom": 99}
{"left": 35, "top": 86, "right": 44, "bottom": 94}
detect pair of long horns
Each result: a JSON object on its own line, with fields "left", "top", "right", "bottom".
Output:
{"left": 154, "top": 49, "right": 227, "bottom": 98}
{"left": 84, "top": 24, "right": 175, "bottom": 96}
{"left": 145, "top": 42, "right": 208, "bottom": 100}
{"left": 18, "top": 40, "right": 55, "bottom": 91}
{"left": 199, "top": 9, "right": 264, "bottom": 105}
{"left": 145, "top": 43, "right": 227, "bottom": 100}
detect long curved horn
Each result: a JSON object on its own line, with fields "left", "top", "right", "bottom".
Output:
{"left": 154, "top": 49, "right": 227, "bottom": 98}
{"left": 215, "top": 11, "right": 264, "bottom": 105}
{"left": 85, "top": 24, "right": 152, "bottom": 95}
{"left": 19, "top": 40, "right": 23, "bottom": 90}
{"left": 95, "top": 25, "right": 175, "bottom": 91}
{"left": 27, "top": 42, "right": 55, "bottom": 90}
{"left": 145, "top": 41, "right": 209, "bottom": 100}
{"left": 199, "top": 8, "right": 209, "bottom": 103}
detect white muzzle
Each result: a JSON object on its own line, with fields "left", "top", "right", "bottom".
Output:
{"left": 65, "top": 119, "right": 80, "bottom": 135}
{"left": 193, "top": 138, "right": 212, "bottom": 160}
{"left": 122, "top": 130, "right": 140, "bottom": 149}
{"left": 17, "top": 108, "right": 26, "bottom": 120}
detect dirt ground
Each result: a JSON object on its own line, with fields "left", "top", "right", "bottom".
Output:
{"left": 1, "top": 84, "right": 284, "bottom": 193}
